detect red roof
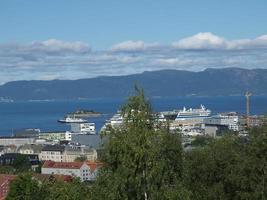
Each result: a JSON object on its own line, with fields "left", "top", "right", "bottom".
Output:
{"left": 0, "top": 174, "right": 17, "bottom": 200}
{"left": 42, "top": 161, "right": 84, "bottom": 169}
{"left": 0, "top": 174, "right": 16, "bottom": 186}
{"left": 86, "top": 161, "right": 103, "bottom": 173}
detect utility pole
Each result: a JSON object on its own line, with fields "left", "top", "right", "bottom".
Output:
{"left": 245, "top": 92, "right": 252, "bottom": 127}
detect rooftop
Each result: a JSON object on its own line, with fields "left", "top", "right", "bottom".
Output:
{"left": 42, "top": 160, "right": 103, "bottom": 172}
{"left": 42, "top": 145, "right": 65, "bottom": 152}
{"left": 0, "top": 174, "right": 16, "bottom": 186}
{"left": 18, "top": 144, "right": 43, "bottom": 153}
{"left": 86, "top": 161, "right": 103, "bottom": 172}
{"left": 42, "top": 160, "right": 84, "bottom": 169}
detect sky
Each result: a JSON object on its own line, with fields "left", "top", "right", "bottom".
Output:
{"left": 0, "top": 0, "right": 267, "bottom": 84}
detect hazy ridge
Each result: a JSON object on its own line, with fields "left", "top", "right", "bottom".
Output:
{"left": 1, "top": 68, "right": 267, "bottom": 100}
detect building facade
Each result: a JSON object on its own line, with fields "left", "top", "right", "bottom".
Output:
{"left": 41, "top": 161, "right": 100, "bottom": 182}
{"left": 39, "top": 144, "right": 98, "bottom": 162}
{"left": 39, "top": 132, "right": 71, "bottom": 142}
{"left": 204, "top": 112, "right": 240, "bottom": 131}
{"left": 63, "top": 146, "right": 97, "bottom": 162}
{"left": 70, "top": 123, "right": 96, "bottom": 134}
{"left": 0, "top": 137, "right": 35, "bottom": 147}
{"left": 39, "top": 145, "right": 65, "bottom": 162}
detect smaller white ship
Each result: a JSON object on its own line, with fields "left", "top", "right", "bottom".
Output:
{"left": 58, "top": 116, "right": 87, "bottom": 123}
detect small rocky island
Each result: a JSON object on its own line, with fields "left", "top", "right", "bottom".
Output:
{"left": 67, "top": 109, "right": 101, "bottom": 118}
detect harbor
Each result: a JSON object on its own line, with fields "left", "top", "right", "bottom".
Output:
{"left": 1, "top": 95, "right": 267, "bottom": 135}
{"left": 0, "top": 94, "right": 266, "bottom": 149}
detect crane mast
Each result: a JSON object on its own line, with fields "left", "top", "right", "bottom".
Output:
{"left": 245, "top": 92, "right": 252, "bottom": 127}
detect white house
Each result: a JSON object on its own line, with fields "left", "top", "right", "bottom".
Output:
{"left": 41, "top": 161, "right": 102, "bottom": 181}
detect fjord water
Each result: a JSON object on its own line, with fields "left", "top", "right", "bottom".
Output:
{"left": 0, "top": 96, "right": 267, "bottom": 136}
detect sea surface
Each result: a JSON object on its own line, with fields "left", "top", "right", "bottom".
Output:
{"left": 0, "top": 96, "right": 267, "bottom": 136}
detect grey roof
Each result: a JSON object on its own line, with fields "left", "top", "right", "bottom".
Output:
{"left": 18, "top": 144, "right": 43, "bottom": 153}
{"left": 71, "top": 134, "right": 106, "bottom": 149}
{"left": 42, "top": 145, "right": 65, "bottom": 152}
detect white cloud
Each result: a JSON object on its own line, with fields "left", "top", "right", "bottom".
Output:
{"left": 153, "top": 58, "right": 183, "bottom": 66}
{"left": 110, "top": 40, "right": 161, "bottom": 52}
{"left": 172, "top": 32, "right": 267, "bottom": 50}
{"left": 110, "top": 40, "right": 145, "bottom": 52}
{"left": 116, "top": 56, "right": 142, "bottom": 63}
{"left": 172, "top": 32, "right": 227, "bottom": 50}
{"left": 30, "top": 39, "right": 90, "bottom": 53}
{"left": 0, "top": 39, "right": 90, "bottom": 57}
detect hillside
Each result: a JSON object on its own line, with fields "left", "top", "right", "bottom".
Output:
{"left": 1, "top": 68, "right": 267, "bottom": 100}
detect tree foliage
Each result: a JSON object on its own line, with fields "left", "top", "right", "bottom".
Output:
{"left": 6, "top": 173, "right": 43, "bottom": 200}
{"left": 184, "top": 127, "right": 267, "bottom": 199}
{"left": 92, "top": 87, "right": 187, "bottom": 200}
{"left": 6, "top": 174, "right": 91, "bottom": 200}
{"left": 74, "top": 155, "right": 87, "bottom": 162}
{"left": 12, "top": 154, "right": 31, "bottom": 173}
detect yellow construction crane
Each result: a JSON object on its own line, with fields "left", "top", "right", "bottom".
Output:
{"left": 245, "top": 92, "right": 252, "bottom": 127}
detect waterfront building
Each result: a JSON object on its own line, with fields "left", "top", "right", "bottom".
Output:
{"left": 0, "top": 137, "right": 35, "bottom": 147}
{"left": 13, "top": 128, "right": 40, "bottom": 138}
{"left": 204, "top": 112, "right": 240, "bottom": 131}
{"left": 70, "top": 123, "right": 96, "bottom": 134}
{"left": 39, "top": 131, "right": 71, "bottom": 142}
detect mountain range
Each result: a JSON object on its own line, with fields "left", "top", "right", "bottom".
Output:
{"left": 1, "top": 68, "right": 267, "bottom": 100}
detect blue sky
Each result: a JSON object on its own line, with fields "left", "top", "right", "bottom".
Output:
{"left": 0, "top": 0, "right": 267, "bottom": 83}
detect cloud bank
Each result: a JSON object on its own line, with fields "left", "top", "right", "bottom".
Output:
{"left": 0, "top": 33, "right": 267, "bottom": 84}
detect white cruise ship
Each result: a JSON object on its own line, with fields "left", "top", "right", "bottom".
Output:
{"left": 175, "top": 105, "right": 211, "bottom": 121}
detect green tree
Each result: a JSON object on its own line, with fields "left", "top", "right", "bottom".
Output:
{"left": 236, "top": 125, "right": 267, "bottom": 199}
{"left": 74, "top": 155, "right": 87, "bottom": 162}
{"left": 0, "top": 166, "right": 15, "bottom": 174}
{"left": 190, "top": 135, "right": 214, "bottom": 147}
{"left": 6, "top": 173, "right": 44, "bottom": 200}
{"left": 183, "top": 126, "right": 267, "bottom": 200}
{"left": 92, "top": 87, "right": 188, "bottom": 200}
{"left": 12, "top": 154, "right": 31, "bottom": 173}
{"left": 184, "top": 135, "right": 245, "bottom": 200}
{"left": 43, "top": 178, "right": 91, "bottom": 200}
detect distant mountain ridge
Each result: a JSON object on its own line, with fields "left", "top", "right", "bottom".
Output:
{"left": 1, "top": 68, "right": 267, "bottom": 100}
